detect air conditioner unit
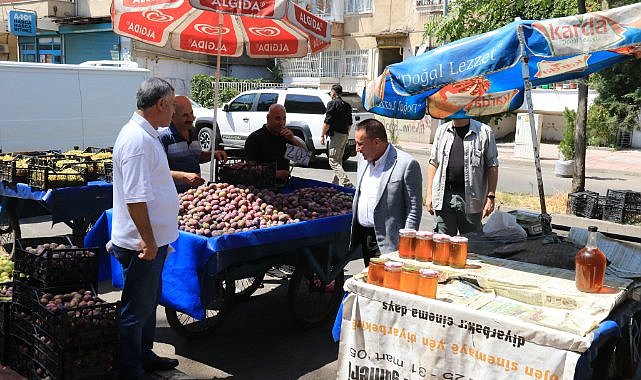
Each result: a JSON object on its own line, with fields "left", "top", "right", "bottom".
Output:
{"left": 0, "top": 44, "right": 9, "bottom": 54}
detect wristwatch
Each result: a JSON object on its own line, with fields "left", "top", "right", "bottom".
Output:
{"left": 487, "top": 194, "right": 496, "bottom": 199}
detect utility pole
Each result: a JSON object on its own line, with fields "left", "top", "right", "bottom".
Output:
{"left": 572, "top": 0, "right": 588, "bottom": 192}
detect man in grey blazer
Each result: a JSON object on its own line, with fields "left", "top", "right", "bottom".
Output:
{"left": 349, "top": 119, "right": 423, "bottom": 266}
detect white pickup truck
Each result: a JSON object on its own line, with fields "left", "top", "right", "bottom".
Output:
{"left": 193, "top": 88, "right": 375, "bottom": 161}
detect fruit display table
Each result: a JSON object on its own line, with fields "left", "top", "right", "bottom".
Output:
{"left": 0, "top": 180, "right": 113, "bottom": 253}
{"left": 86, "top": 177, "right": 356, "bottom": 337}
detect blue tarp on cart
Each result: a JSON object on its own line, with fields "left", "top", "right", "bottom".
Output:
{"left": 86, "top": 177, "right": 354, "bottom": 320}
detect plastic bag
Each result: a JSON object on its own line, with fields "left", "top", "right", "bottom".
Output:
{"left": 482, "top": 210, "right": 527, "bottom": 241}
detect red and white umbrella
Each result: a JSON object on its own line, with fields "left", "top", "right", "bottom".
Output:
{"left": 112, "top": 0, "right": 332, "bottom": 58}
{"left": 111, "top": 0, "right": 332, "bottom": 180}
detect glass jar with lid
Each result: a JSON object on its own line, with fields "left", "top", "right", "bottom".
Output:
{"left": 415, "top": 231, "right": 434, "bottom": 262}
{"left": 432, "top": 234, "right": 451, "bottom": 265}
{"left": 449, "top": 236, "right": 469, "bottom": 268}
{"left": 399, "top": 265, "right": 420, "bottom": 294}
{"left": 417, "top": 268, "right": 439, "bottom": 298}
{"left": 367, "top": 257, "right": 387, "bottom": 286}
{"left": 398, "top": 228, "right": 417, "bottom": 259}
{"left": 383, "top": 261, "right": 403, "bottom": 290}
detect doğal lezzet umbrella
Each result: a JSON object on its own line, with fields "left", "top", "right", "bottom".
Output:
{"left": 363, "top": 3, "right": 641, "bottom": 231}
{"left": 111, "top": 0, "right": 332, "bottom": 179}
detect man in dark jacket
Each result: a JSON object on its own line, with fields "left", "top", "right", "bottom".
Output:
{"left": 321, "top": 84, "right": 353, "bottom": 187}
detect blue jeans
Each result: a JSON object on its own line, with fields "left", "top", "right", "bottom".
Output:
{"left": 434, "top": 190, "right": 482, "bottom": 235}
{"left": 113, "top": 244, "right": 167, "bottom": 379}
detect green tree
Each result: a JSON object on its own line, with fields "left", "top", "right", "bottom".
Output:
{"left": 425, "top": 0, "right": 593, "bottom": 43}
{"left": 591, "top": 59, "right": 641, "bottom": 136}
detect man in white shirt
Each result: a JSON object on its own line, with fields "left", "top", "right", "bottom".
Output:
{"left": 111, "top": 77, "right": 180, "bottom": 379}
{"left": 349, "top": 119, "right": 423, "bottom": 265}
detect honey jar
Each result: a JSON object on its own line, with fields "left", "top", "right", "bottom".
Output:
{"left": 399, "top": 265, "right": 420, "bottom": 294}
{"left": 417, "top": 268, "right": 439, "bottom": 299}
{"left": 415, "top": 231, "right": 434, "bottom": 262}
{"left": 432, "top": 234, "right": 451, "bottom": 266}
{"left": 449, "top": 236, "right": 469, "bottom": 268}
{"left": 398, "top": 228, "right": 417, "bottom": 259}
{"left": 367, "top": 257, "right": 387, "bottom": 286}
{"left": 383, "top": 261, "right": 403, "bottom": 290}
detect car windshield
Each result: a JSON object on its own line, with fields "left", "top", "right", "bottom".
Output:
{"left": 341, "top": 93, "right": 368, "bottom": 113}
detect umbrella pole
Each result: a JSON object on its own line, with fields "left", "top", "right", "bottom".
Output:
{"left": 209, "top": 12, "right": 224, "bottom": 183}
{"left": 516, "top": 24, "right": 552, "bottom": 235}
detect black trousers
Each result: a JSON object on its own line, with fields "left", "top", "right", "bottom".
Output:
{"left": 355, "top": 223, "right": 381, "bottom": 267}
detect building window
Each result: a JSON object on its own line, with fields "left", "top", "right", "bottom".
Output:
{"left": 417, "top": 0, "right": 444, "bottom": 12}
{"left": 344, "top": 49, "right": 369, "bottom": 77}
{"left": 19, "top": 36, "right": 62, "bottom": 64}
{"left": 345, "top": 0, "right": 372, "bottom": 14}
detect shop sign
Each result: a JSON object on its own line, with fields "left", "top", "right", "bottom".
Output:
{"left": 9, "top": 10, "right": 37, "bottom": 37}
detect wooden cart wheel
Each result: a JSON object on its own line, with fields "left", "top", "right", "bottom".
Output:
{"left": 233, "top": 273, "right": 265, "bottom": 303}
{"left": 0, "top": 207, "right": 20, "bottom": 257}
{"left": 287, "top": 264, "right": 345, "bottom": 329}
{"left": 165, "top": 279, "right": 234, "bottom": 339}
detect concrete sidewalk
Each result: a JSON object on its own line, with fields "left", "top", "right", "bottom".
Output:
{"left": 397, "top": 139, "right": 641, "bottom": 175}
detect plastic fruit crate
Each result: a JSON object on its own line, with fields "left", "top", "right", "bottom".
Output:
{"left": 584, "top": 194, "right": 605, "bottom": 219}
{"left": 30, "top": 287, "right": 120, "bottom": 345}
{"left": 27, "top": 163, "right": 88, "bottom": 189}
{"left": 103, "top": 160, "right": 113, "bottom": 183}
{"left": 7, "top": 334, "right": 32, "bottom": 377}
{"left": 15, "top": 236, "right": 99, "bottom": 287}
{"left": 0, "top": 282, "right": 11, "bottom": 366}
{"left": 567, "top": 191, "right": 599, "bottom": 217}
{"left": 33, "top": 325, "right": 118, "bottom": 380}
{"left": 217, "top": 159, "right": 276, "bottom": 188}
{"left": 606, "top": 189, "right": 641, "bottom": 208}
{"left": 0, "top": 155, "right": 29, "bottom": 184}
{"left": 602, "top": 204, "right": 641, "bottom": 224}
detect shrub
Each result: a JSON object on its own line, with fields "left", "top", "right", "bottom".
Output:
{"left": 559, "top": 108, "right": 576, "bottom": 160}
{"left": 587, "top": 103, "right": 617, "bottom": 147}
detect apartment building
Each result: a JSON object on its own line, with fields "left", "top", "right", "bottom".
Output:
{"left": 281, "top": 0, "right": 443, "bottom": 92}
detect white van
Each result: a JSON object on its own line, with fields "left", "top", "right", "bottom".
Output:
{"left": 0, "top": 61, "right": 150, "bottom": 153}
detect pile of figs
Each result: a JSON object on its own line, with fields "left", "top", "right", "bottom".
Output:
{"left": 23, "top": 243, "right": 96, "bottom": 259}
{"left": 177, "top": 183, "right": 353, "bottom": 237}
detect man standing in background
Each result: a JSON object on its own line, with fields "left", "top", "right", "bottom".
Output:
{"left": 321, "top": 84, "right": 354, "bottom": 188}
{"left": 426, "top": 118, "right": 499, "bottom": 235}
{"left": 159, "top": 95, "right": 227, "bottom": 193}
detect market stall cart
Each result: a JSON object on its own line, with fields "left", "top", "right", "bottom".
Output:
{"left": 85, "top": 177, "right": 357, "bottom": 338}
{"left": 333, "top": 242, "right": 641, "bottom": 379}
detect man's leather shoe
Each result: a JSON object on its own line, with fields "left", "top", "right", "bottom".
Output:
{"left": 143, "top": 356, "right": 179, "bottom": 372}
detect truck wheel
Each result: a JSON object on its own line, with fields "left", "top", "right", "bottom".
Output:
{"left": 198, "top": 127, "right": 213, "bottom": 152}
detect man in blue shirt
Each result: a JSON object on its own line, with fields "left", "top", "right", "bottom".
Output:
{"left": 159, "top": 95, "right": 227, "bottom": 192}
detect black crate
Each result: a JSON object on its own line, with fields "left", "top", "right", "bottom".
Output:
{"left": 0, "top": 155, "right": 29, "bottom": 184}
{"left": 33, "top": 325, "right": 118, "bottom": 380}
{"left": 0, "top": 284, "right": 10, "bottom": 366}
{"left": 28, "top": 164, "right": 88, "bottom": 189}
{"left": 602, "top": 204, "right": 641, "bottom": 224}
{"left": 567, "top": 191, "right": 599, "bottom": 217}
{"left": 30, "top": 289, "right": 119, "bottom": 345}
{"left": 606, "top": 189, "right": 641, "bottom": 207}
{"left": 7, "top": 334, "right": 33, "bottom": 377}
{"left": 217, "top": 158, "right": 276, "bottom": 188}
{"left": 0, "top": 158, "right": 16, "bottom": 183}
{"left": 584, "top": 194, "right": 606, "bottom": 219}
{"left": 103, "top": 161, "right": 113, "bottom": 183}
{"left": 15, "top": 236, "right": 99, "bottom": 287}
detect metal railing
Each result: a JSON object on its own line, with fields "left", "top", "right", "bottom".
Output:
{"left": 278, "top": 49, "right": 369, "bottom": 78}
{"left": 216, "top": 81, "right": 286, "bottom": 93}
